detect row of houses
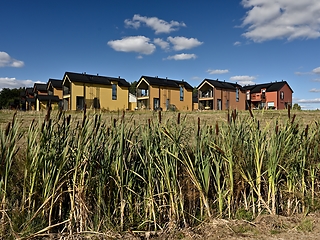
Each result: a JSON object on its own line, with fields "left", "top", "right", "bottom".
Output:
{"left": 21, "top": 71, "right": 293, "bottom": 111}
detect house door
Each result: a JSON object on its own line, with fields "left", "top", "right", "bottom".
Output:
{"left": 154, "top": 98, "right": 160, "bottom": 110}
{"left": 217, "top": 99, "right": 222, "bottom": 110}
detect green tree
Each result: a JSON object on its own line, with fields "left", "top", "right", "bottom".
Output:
{"left": 0, "top": 88, "right": 24, "bottom": 109}
{"left": 129, "top": 81, "right": 138, "bottom": 95}
{"left": 292, "top": 103, "right": 301, "bottom": 110}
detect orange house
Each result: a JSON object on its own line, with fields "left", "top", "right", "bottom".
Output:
{"left": 197, "top": 79, "right": 246, "bottom": 110}
{"left": 244, "top": 81, "right": 293, "bottom": 110}
{"left": 136, "top": 76, "right": 193, "bottom": 111}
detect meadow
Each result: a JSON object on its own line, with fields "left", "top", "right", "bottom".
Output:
{"left": 1, "top": 108, "right": 320, "bottom": 239}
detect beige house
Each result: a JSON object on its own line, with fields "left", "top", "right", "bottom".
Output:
{"left": 197, "top": 79, "right": 246, "bottom": 110}
{"left": 136, "top": 76, "right": 193, "bottom": 111}
{"left": 62, "top": 72, "right": 130, "bottom": 111}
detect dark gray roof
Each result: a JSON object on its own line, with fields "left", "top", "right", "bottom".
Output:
{"left": 63, "top": 72, "right": 130, "bottom": 87}
{"left": 243, "top": 81, "right": 293, "bottom": 93}
{"left": 139, "top": 76, "right": 193, "bottom": 90}
{"left": 26, "top": 88, "right": 33, "bottom": 94}
{"left": 198, "top": 79, "right": 244, "bottom": 90}
{"left": 48, "top": 79, "right": 62, "bottom": 89}
{"left": 37, "top": 95, "right": 60, "bottom": 102}
{"left": 26, "top": 97, "right": 35, "bottom": 103}
{"left": 34, "top": 83, "right": 47, "bottom": 92}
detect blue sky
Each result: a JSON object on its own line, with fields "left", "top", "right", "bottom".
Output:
{"left": 1, "top": 0, "right": 320, "bottom": 109}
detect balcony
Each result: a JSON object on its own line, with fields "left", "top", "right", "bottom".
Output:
{"left": 199, "top": 90, "right": 213, "bottom": 99}
{"left": 63, "top": 87, "right": 70, "bottom": 96}
{"left": 137, "top": 89, "right": 149, "bottom": 98}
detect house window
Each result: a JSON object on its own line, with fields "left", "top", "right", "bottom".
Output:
{"left": 180, "top": 86, "right": 184, "bottom": 101}
{"left": 112, "top": 84, "right": 117, "bottom": 100}
{"left": 280, "top": 91, "right": 284, "bottom": 100}
{"left": 236, "top": 88, "right": 239, "bottom": 102}
{"left": 76, "top": 96, "right": 84, "bottom": 110}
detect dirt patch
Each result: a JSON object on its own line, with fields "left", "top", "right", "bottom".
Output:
{"left": 147, "top": 213, "right": 320, "bottom": 240}
{"left": 40, "top": 213, "right": 320, "bottom": 239}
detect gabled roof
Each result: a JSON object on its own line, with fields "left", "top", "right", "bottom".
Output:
{"left": 138, "top": 76, "right": 193, "bottom": 90}
{"left": 63, "top": 72, "right": 130, "bottom": 87}
{"left": 198, "top": 79, "right": 244, "bottom": 90}
{"left": 47, "top": 79, "right": 62, "bottom": 89}
{"left": 243, "top": 81, "right": 293, "bottom": 93}
{"left": 34, "top": 83, "right": 47, "bottom": 92}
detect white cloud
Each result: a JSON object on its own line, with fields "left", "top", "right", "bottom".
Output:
{"left": 192, "top": 76, "right": 202, "bottom": 80}
{"left": 312, "top": 78, "right": 320, "bottom": 82}
{"left": 312, "top": 67, "right": 320, "bottom": 74}
{"left": 234, "top": 41, "right": 241, "bottom": 46}
{"left": 167, "top": 36, "right": 203, "bottom": 51}
{"left": 0, "top": 77, "right": 44, "bottom": 89}
{"left": 136, "top": 55, "right": 143, "bottom": 59}
{"left": 230, "top": 75, "right": 256, "bottom": 85}
{"left": 241, "top": 0, "right": 320, "bottom": 42}
{"left": 154, "top": 38, "right": 170, "bottom": 50}
{"left": 166, "top": 53, "right": 197, "bottom": 60}
{"left": 207, "top": 69, "right": 229, "bottom": 74}
{"left": 125, "top": 14, "right": 186, "bottom": 34}
{"left": 0, "top": 52, "right": 24, "bottom": 67}
{"left": 309, "top": 88, "right": 320, "bottom": 93}
{"left": 294, "top": 71, "right": 311, "bottom": 76}
{"left": 296, "top": 98, "right": 320, "bottom": 103}
{"left": 107, "top": 36, "right": 156, "bottom": 55}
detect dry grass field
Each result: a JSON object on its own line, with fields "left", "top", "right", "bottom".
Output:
{"left": 1, "top": 108, "right": 319, "bottom": 129}
{"left": 1, "top": 108, "right": 320, "bottom": 239}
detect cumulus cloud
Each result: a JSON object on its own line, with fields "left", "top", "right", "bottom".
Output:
{"left": 0, "top": 52, "right": 24, "bottom": 67}
{"left": 125, "top": 14, "right": 186, "bottom": 34}
{"left": 240, "top": 0, "right": 320, "bottom": 42}
{"left": 234, "top": 41, "right": 241, "bottom": 46}
{"left": 312, "top": 67, "right": 320, "bottom": 74}
{"left": 230, "top": 75, "right": 256, "bottom": 85}
{"left": 0, "top": 77, "right": 43, "bottom": 89}
{"left": 154, "top": 38, "right": 170, "bottom": 50}
{"left": 207, "top": 69, "right": 229, "bottom": 74}
{"left": 167, "top": 36, "right": 203, "bottom": 51}
{"left": 166, "top": 53, "right": 197, "bottom": 60}
{"left": 107, "top": 36, "right": 156, "bottom": 55}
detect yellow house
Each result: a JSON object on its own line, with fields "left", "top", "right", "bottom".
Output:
{"left": 136, "top": 76, "right": 193, "bottom": 111}
{"left": 47, "top": 79, "right": 63, "bottom": 99}
{"left": 62, "top": 72, "right": 130, "bottom": 111}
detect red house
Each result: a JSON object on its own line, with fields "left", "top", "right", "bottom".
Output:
{"left": 243, "top": 81, "right": 293, "bottom": 110}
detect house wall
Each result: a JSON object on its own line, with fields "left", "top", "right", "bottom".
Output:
{"left": 70, "top": 82, "right": 128, "bottom": 111}
{"left": 265, "top": 92, "right": 278, "bottom": 109}
{"left": 71, "top": 82, "right": 84, "bottom": 110}
{"left": 214, "top": 88, "right": 246, "bottom": 110}
{"left": 54, "top": 89, "right": 63, "bottom": 99}
{"left": 277, "top": 84, "right": 292, "bottom": 109}
{"left": 149, "top": 85, "right": 192, "bottom": 111}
